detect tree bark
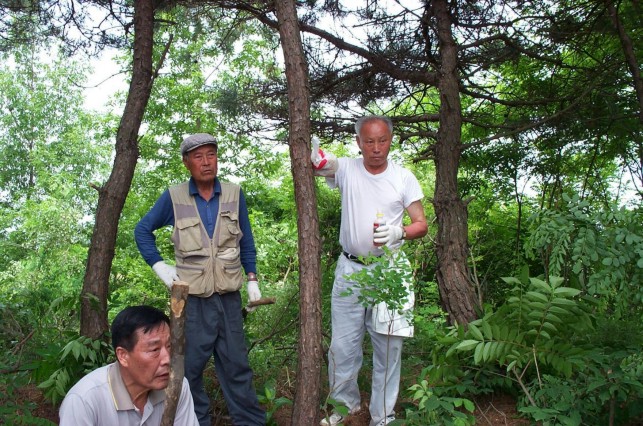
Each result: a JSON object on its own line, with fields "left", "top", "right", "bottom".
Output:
{"left": 273, "top": 1, "right": 323, "bottom": 424}
{"left": 431, "top": 0, "right": 478, "bottom": 325}
{"left": 161, "top": 281, "right": 189, "bottom": 426}
{"left": 80, "top": 0, "right": 156, "bottom": 338}
{"left": 604, "top": 0, "right": 643, "bottom": 123}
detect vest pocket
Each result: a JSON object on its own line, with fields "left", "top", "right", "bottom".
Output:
{"left": 176, "top": 264, "right": 207, "bottom": 295}
{"left": 175, "top": 217, "right": 204, "bottom": 253}
{"left": 218, "top": 211, "right": 241, "bottom": 247}
{"left": 213, "top": 249, "right": 243, "bottom": 293}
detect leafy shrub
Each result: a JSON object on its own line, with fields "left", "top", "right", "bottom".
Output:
{"left": 518, "top": 333, "right": 643, "bottom": 425}
{"left": 0, "top": 367, "right": 57, "bottom": 425}
{"left": 405, "top": 378, "right": 475, "bottom": 426}
{"left": 525, "top": 194, "right": 643, "bottom": 319}
{"left": 341, "top": 247, "right": 414, "bottom": 314}
{"left": 414, "top": 273, "right": 643, "bottom": 425}
{"left": 256, "top": 378, "right": 292, "bottom": 426}
{"left": 36, "top": 335, "right": 112, "bottom": 405}
{"left": 449, "top": 276, "right": 595, "bottom": 382}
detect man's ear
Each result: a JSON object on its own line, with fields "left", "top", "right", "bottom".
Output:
{"left": 355, "top": 136, "right": 362, "bottom": 150}
{"left": 115, "top": 347, "right": 129, "bottom": 367}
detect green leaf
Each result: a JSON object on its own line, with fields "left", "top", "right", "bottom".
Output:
{"left": 553, "top": 287, "right": 580, "bottom": 297}
{"left": 482, "top": 341, "right": 494, "bottom": 362}
{"left": 541, "top": 321, "right": 558, "bottom": 333}
{"left": 547, "top": 306, "right": 568, "bottom": 315}
{"left": 481, "top": 321, "right": 493, "bottom": 339}
{"left": 496, "top": 341, "right": 506, "bottom": 356}
{"left": 455, "top": 340, "right": 480, "bottom": 351}
{"left": 531, "top": 278, "right": 551, "bottom": 292}
{"left": 526, "top": 291, "right": 549, "bottom": 303}
{"left": 468, "top": 324, "right": 484, "bottom": 341}
{"left": 507, "top": 360, "right": 517, "bottom": 372}
{"left": 544, "top": 312, "right": 563, "bottom": 324}
{"left": 587, "top": 379, "right": 607, "bottom": 391}
{"left": 552, "top": 298, "right": 576, "bottom": 307}
{"left": 528, "top": 301, "right": 547, "bottom": 310}
{"left": 463, "top": 399, "right": 475, "bottom": 412}
{"left": 72, "top": 343, "right": 81, "bottom": 360}
{"left": 473, "top": 342, "right": 484, "bottom": 364}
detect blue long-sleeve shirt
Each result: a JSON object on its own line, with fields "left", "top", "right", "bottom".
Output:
{"left": 135, "top": 177, "right": 257, "bottom": 274}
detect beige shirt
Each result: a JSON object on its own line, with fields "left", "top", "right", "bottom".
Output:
{"left": 59, "top": 363, "right": 198, "bottom": 426}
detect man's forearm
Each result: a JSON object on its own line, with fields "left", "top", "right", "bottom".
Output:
{"left": 401, "top": 222, "right": 428, "bottom": 240}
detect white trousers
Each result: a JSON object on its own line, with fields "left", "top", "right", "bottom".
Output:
{"left": 328, "top": 254, "right": 404, "bottom": 425}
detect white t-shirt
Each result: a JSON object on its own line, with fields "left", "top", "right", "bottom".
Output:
{"left": 327, "top": 157, "right": 424, "bottom": 257}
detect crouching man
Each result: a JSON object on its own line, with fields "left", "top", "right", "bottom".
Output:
{"left": 59, "top": 305, "right": 198, "bottom": 426}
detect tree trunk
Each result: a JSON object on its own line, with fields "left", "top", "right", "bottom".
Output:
{"left": 273, "top": 1, "right": 323, "bottom": 424}
{"left": 431, "top": 0, "right": 478, "bottom": 326}
{"left": 604, "top": 0, "right": 643, "bottom": 123}
{"left": 80, "top": 0, "right": 156, "bottom": 338}
{"left": 161, "top": 281, "right": 189, "bottom": 426}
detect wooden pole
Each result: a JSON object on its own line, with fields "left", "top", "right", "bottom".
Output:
{"left": 160, "top": 280, "right": 189, "bottom": 426}
{"left": 247, "top": 297, "right": 276, "bottom": 308}
{"left": 242, "top": 297, "right": 277, "bottom": 319}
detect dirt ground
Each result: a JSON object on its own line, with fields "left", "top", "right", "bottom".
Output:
{"left": 15, "top": 384, "right": 530, "bottom": 425}
{"left": 284, "top": 392, "right": 529, "bottom": 426}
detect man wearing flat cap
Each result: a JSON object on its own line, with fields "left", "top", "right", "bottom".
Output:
{"left": 135, "top": 133, "right": 265, "bottom": 425}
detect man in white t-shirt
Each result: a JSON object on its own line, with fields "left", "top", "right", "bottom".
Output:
{"left": 312, "top": 116, "right": 428, "bottom": 426}
{"left": 59, "top": 305, "right": 199, "bottom": 426}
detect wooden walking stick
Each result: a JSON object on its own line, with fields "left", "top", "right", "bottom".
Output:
{"left": 160, "top": 280, "right": 189, "bottom": 426}
{"left": 242, "top": 296, "right": 277, "bottom": 319}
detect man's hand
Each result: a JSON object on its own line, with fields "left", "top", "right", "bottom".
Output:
{"left": 152, "top": 261, "right": 179, "bottom": 289}
{"left": 311, "top": 137, "right": 327, "bottom": 169}
{"left": 246, "top": 280, "right": 262, "bottom": 312}
{"left": 311, "top": 137, "right": 338, "bottom": 177}
{"left": 373, "top": 225, "right": 404, "bottom": 246}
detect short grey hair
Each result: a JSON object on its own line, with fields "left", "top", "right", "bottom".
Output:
{"left": 354, "top": 115, "right": 393, "bottom": 136}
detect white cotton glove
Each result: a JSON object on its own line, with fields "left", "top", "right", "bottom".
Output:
{"left": 246, "top": 280, "right": 262, "bottom": 312}
{"left": 311, "top": 137, "right": 338, "bottom": 177}
{"left": 152, "top": 261, "right": 179, "bottom": 289}
{"left": 373, "top": 225, "right": 404, "bottom": 246}
{"left": 311, "top": 137, "right": 327, "bottom": 169}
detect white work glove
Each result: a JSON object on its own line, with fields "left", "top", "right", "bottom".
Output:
{"left": 246, "top": 279, "right": 262, "bottom": 313}
{"left": 373, "top": 225, "right": 404, "bottom": 246}
{"left": 311, "top": 137, "right": 327, "bottom": 169}
{"left": 152, "top": 261, "right": 179, "bottom": 289}
{"left": 311, "top": 137, "right": 338, "bottom": 177}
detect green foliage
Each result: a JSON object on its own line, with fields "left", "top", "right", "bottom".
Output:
{"left": 320, "top": 397, "right": 350, "bottom": 425}
{"left": 1, "top": 4, "right": 642, "bottom": 424}
{"left": 449, "top": 276, "right": 594, "bottom": 379}
{"left": 0, "top": 366, "right": 55, "bottom": 426}
{"left": 0, "top": 395, "right": 57, "bottom": 426}
{"left": 405, "top": 379, "right": 475, "bottom": 426}
{"left": 36, "top": 335, "right": 112, "bottom": 405}
{"left": 34, "top": 336, "right": 113, "bottom": 404}
{"left": 525, "top": 194, "right": 643, "bottom": 318}
{"left": 516, "top": 319, "right": 643, "bottom": 425}
{"left": 256, "top": 378, "right": 292, "bottom": 426}
{"left": 341, "top": 247, "right": 414, "bottom": 315}
{"left": 417, "top": 272, "right": 642, "bottom": 425}
{"left": 0, "top": 294, "right": 105, "bottom": 423}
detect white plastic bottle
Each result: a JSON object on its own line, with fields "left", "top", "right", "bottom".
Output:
{"left": 373, "top": 211, "right": 385, "bottom": 247}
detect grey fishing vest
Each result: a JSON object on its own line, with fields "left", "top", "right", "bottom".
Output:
{"left": 168, "top": 181, "right": 243, "bottom": 297}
